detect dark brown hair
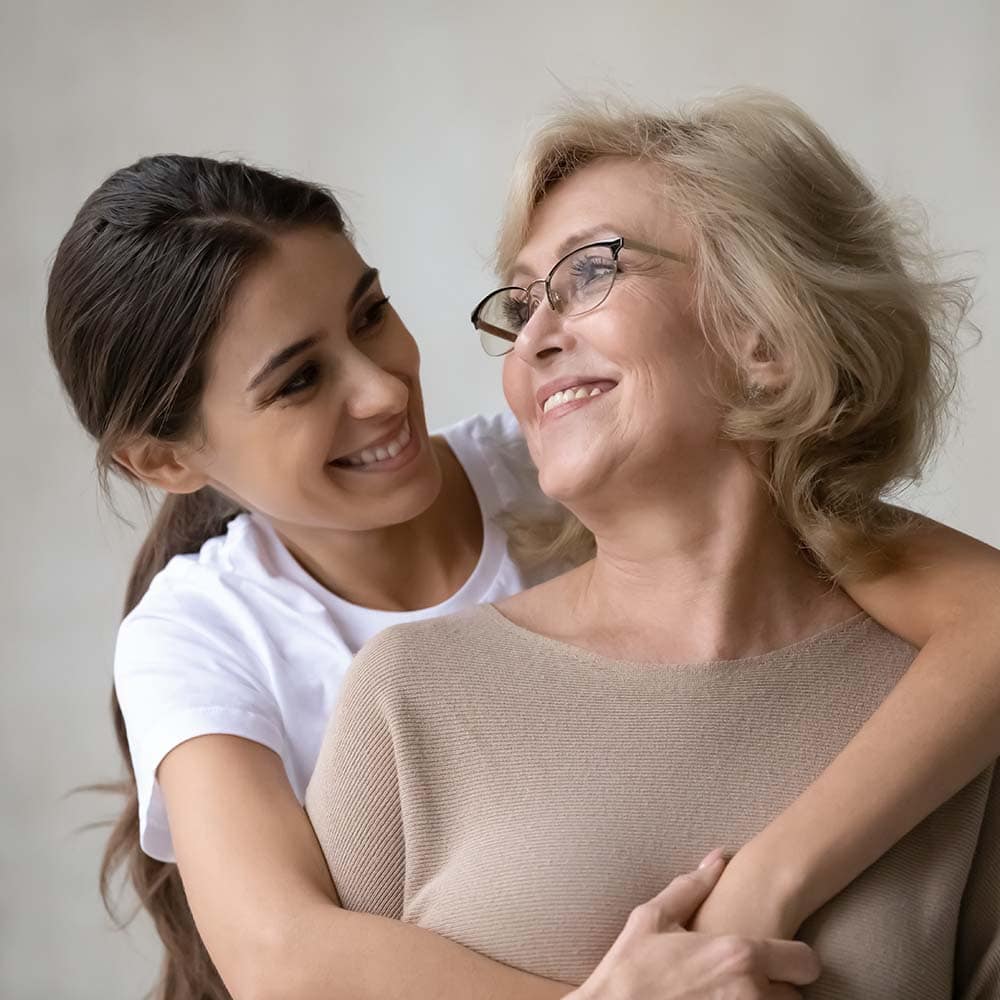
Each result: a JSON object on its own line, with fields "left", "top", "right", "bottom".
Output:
{"left": 47, "top": 155, "right": 347, "bottom": 999}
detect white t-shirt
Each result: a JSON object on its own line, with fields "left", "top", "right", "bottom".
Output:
{"left": 115, "top": 411, "right": 564, "bottom": 862}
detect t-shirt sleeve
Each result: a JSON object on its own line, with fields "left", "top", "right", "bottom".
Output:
{"left": 114, "top": 587, "right": 287, "bottom": 864}
{"left": 474, "top": 409, "right": 545, "bottom": 510}
{"left": 305, "top": 636, "right": 405, "bottom": 919}
{"left": 955, "top": 765, "right": 1000, "bottom": 998}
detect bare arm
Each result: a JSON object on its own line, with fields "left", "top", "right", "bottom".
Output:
{"left": 694, "top": 513, "right": 1000, "bottom": 936}
{"left": 163, "top": 736, "right": 814, "bottom": 1000}
{"left": 159, "top": 735, "right": 574, "bottom": 1000}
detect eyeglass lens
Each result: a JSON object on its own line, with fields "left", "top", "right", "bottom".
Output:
{"left": 475, "top": 244, "right": 619, "bottom": 356}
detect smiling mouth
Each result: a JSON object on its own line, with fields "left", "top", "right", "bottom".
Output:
{"left": 541, "top": 380, "right": 618, "bottom": 415}
{"left": 331, "top": 419, "right": 412, "bottom": 468}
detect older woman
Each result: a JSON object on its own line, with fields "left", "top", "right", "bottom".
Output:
{"left": 305, "top": 94, "right": 998, "bottom": 998}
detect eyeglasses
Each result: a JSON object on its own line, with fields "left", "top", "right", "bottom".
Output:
{"left": 470, "top": 236, "right": 686, "bottom": 357}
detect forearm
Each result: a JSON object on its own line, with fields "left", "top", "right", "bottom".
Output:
{"left": 162, "top": 736, "right": 574, "bottom": 1000}
{"left": 699, "top": 515, "right": 1000, "bottom": 938}
{"left": 745, "top": 615, "right": 1000, "bottom": 929}
{"left": 257, "top": 900, "right": 574, "bottom": 1000}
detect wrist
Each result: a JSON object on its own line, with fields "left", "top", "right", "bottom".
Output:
{"left": 730, "top": 835, "right": 812, "bottom": 935}
{"left": 570, "top": 958, "right": 619, "bottom": 1000}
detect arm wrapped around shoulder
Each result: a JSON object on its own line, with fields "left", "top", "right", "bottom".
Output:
{"left": 305, "top": 631, "right": 407, "bottom": 919}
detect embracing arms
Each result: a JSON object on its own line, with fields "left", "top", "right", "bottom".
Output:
{"left": 695, "top": 513, "right": 1000, "bottom": 935}
{"left": 160, "top": 512, "right": 1000, "bottom": 993}
{"left": 161, "top": 736, "right": 815, "bottom": 1000}
{"left": 159, "top": 736, "right": 574, "bottom": 1000}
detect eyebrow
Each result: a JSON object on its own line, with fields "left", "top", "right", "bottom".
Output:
{"left": 349, "top": 267, "right": 381, "bottom": 309}
{"left": 509, "top": 226, "right": 619, "bottom": 283}
{"left": 245, "top": 267, "right": 382, "bottom": 392}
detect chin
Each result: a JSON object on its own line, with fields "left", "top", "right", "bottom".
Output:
{"left": 376, "top": 465, "right": 443, "bottom": 526}
{"left": 348, "top": 486, "right": 442, "bottom": 532}
{"left": 536, "top": 463, "right": 599, "bottom": 507}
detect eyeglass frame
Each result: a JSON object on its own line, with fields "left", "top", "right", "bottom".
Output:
{"left": 470, "top": 236, "right": 688, "bottom": 355}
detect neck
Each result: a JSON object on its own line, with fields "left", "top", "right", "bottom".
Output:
{"left": 273, "top": 439, "right": 483, "bottom": 612}
{"left": 564, "top": 445, "right": 857, "bottom": 662}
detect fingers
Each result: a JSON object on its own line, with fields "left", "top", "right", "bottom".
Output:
{"left": 758, "top": 938, "right": 822, "bottom": 986}
{"left": 646, "top": 850, "right": 727, "bottom": 927}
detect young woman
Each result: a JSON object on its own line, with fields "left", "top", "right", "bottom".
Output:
{"left": 47, "top": 151, "right": 1000, "bottom": 1000}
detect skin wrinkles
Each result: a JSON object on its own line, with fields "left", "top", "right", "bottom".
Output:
{"left": 504, "top": 169, "right": 711, "bottom": 512}
{"left": 499, "top": 155, "right": 857, "bottom": 665}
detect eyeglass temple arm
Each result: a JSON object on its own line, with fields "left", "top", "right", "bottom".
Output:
{"left": 620, "top": 238, "right": 688, "bottom": 264}
{"left": 473, "top": 318, "right": 518, "bottom": 343}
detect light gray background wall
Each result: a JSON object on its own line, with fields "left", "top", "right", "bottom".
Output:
{"left": 2, "top": 2, "right": 997, "bottom": 997}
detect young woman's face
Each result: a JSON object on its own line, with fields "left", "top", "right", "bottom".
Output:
{"left": 186, "top": 226, "right": 442, "bottom": 534}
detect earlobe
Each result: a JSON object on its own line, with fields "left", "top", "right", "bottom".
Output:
{"left": 113, "top": 438, "right": 208, "bottom": 495}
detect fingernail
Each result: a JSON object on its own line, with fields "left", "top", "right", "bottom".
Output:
{"left": 698, "top": 848, "right": 725, "bottom": 869}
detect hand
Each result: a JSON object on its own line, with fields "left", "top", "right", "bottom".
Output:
{"left": 689, "top": 844, "right": 804, "bottom": 940}
{"left": 569, "top": 851, "right": 820, "bottom": 1000}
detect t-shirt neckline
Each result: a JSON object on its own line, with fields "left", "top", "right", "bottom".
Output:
{"left": 245, "top": 424, "right": 510, "bottom": 627}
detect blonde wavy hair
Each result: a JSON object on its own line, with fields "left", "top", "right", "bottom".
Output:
{"left": 498, "top": 90, "right": 972, "bottom": 580}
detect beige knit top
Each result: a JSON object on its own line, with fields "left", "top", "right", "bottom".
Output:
{"left": 305, "top": 605, "right": 1000, "bottom": 998}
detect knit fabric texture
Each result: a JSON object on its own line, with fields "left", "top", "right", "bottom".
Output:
{"left": 306, "top": 605, "right": 1000, "bottom": 998}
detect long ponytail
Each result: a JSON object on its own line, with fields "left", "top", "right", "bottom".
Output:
{"left": 47, "top": 154, "right": 347, "bottom": 999}
{"left": 102, "top": 489, "right": 240, "bottom": 999}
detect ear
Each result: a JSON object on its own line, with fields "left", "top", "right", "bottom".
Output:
{"left": 739, "top": 327, "right": 789, "bottom": 394}
{"left": 113, "top": 437, "right": 208, "bottom": 495}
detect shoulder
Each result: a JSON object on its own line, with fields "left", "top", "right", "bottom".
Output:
{"left": 342, "top": 606, "right": 502, "bottom": 703}
{"left": 123, "top": 511, "right": 249, "bottom": 608}
{"left": 830, "top": 613, "right": 917, "bottom": 671}
{"left": 115, "top": 513, "right": 285, "bottom": 691}
{"left": 117, "top": 513, "right": 292, "bottom": 648}
{"left": 762, "top": 612, "right": 919, "bottom": 710}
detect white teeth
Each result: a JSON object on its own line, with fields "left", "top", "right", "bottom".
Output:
{"left": 542, "top": 385, "right": 609, "bottom": 413}
{"left": 337, "top": 420, "right": 411, "bottom": 469}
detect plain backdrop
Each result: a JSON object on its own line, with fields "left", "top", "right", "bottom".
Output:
{"left": 2, "top": 2, "right": 997, "bottom": 997}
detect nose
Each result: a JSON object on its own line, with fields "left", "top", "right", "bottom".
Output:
{"left": 512, "top": 294, "right": 575, "bottom": 366}
{"left": 344, "top": 355, "right": 409, "bottom": 421}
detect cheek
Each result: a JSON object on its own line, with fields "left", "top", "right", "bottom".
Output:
{"left": 381, "top": 316, "right": 421, "bottom": 371}
{"left": 501, "top": 357, "right": 532, "bottom": 420}
{"left": 355, "top": 323, "right": 418, "bottom": 385}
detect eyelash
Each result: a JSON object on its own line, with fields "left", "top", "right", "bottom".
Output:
{"left": 274, "top": 361, "right": 321, "bottom": 400}
{"left": 270, "top": 297, "right": 392, "bottom": 403}
{"left": 354, "top": 296, "right": 391, "bottom": 337}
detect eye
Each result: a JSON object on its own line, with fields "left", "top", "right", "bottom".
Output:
{"left": 275, "top": 361, "right": 320, "bottom": 399}
{"left": 569, "top": 254, "right": 617, "bottom": 288}
{"left": 502, "top": 293, "right": 530, "bottom": 332}
{"left": 354, "top": 296, "right": 391, "bottom": 337}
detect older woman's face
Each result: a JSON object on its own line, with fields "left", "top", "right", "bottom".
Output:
{"left": 502, "top": 157, "right": 726, "bottom": 508}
